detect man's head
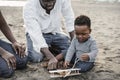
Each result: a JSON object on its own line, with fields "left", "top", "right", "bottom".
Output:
{"left": 74, "top": 15, "right": 91, "bottom": 42}
{"left": 40, "top": 0, "right": 56, "bottom": 11}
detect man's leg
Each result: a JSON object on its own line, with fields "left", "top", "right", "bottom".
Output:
{"left": 0, "top": 39, "right": 28, "bottom": 70}
{"left": 26, "top": 33, "right": 44, "bottom": 62}
{"left": 0, "top": 57, "right": 14, "bottom": 78}
{"left": 51, "top": 33, "right": 70, "bottom": 60}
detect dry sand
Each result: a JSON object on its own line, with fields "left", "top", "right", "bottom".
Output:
{"left": 0, "top": 0, "right": 120, "bottom": 80}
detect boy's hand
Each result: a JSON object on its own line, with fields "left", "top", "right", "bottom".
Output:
{"left": 64, "top": 61, "right": 70, "bottom": 68}
{"left": 12, "top": 42, "right": 26, "bottom": 58}
{"left": 80, "top": 53, "right": 90, "bottom": 61}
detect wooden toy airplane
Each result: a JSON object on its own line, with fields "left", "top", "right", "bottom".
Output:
{"left": 49, "top": 58, "right": 81, "bottom": 78}
{"left": 49, "top": 68, "right": 81, "bottom": 78}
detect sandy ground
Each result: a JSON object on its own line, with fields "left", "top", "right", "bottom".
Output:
{"left": 0, "top": 0, "right": 120, "bottom": 80}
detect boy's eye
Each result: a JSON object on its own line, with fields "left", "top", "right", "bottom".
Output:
{"left": 75, "top": 33, "right": 80, "bottom": 35}
{"left": 76, "top": 33, "right": 87, "bottom": 35}
{"left": 82, "top": 33, "right": 87, "bottom": 35}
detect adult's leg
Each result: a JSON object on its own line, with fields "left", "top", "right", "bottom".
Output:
{"left": 51, "top": 33, "right": 70, "bottom": 60}
{"left": 0, "top": 57, "right": 14, "bottom": 78}
{"left": 43, "top": 33, "right": 69, "bottom": 60}
{"left": 26, "top": 33, "right": 44, "bottom": 62}
{"left": 0, "top": 39, "right": 27, "bottom": 69}
{"left": 43, "top": 33, "right": 55, "bottom": 52}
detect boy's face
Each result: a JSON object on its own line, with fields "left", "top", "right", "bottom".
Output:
{"left": 75, "top": 25, "right": 91, "bottom": 42}
{"left": 40, "top": 0, "right": 56, "bottom": 11}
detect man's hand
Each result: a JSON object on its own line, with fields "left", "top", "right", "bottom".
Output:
{"left": 12, "top": 42, "right": 26, "bottom": 58}
{"left": 69, "top": 31, "right": 74, "bottom": 41}
{"left": 47, "top": 57, "right": 58, "bottom": 70}
{"left": 1, "top": 51, "right": 16, "bottom": 69}
{"left": 80, "top": 53, "right": 90, "bottom": 61}
{"left": 64, "top": 61, "right": 70, "bottom": 68}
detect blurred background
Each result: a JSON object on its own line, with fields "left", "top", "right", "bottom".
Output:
{"left": 0, "top": 0, "right": 120, "bottom": 80}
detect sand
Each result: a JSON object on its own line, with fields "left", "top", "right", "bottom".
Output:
{"left": 0, "top": 0, "right": 120, "bottom": 80}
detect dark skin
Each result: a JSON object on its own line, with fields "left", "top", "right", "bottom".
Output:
{"left": 0, "top": 11, "right": 26, "bottom": 69}
{"left": 64, "top": 25, "right": 91, "bottom": 68}
{"left": 40, "top": 0, "right": 56, "bottom": 14}
{"left": 40, "top": 0, "right": 74, "bottom": 69}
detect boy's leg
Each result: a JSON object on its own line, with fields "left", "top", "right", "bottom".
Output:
{"left": 26, "top": 33, "right": 44, "bottom": 62}
{"left": 75, "top": 61, "right": 94, "bottom": 73}
{"left": 69, "top": 54, "right": 94, "bottom": 72}
{"left": 0, "top": 39, "right": 27, "bottom": 69}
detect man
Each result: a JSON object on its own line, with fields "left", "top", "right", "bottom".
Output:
{"left": 23, "top": 0, "right": 74, "bottom": 69}
{"left": 0, "top": 11, "right": 27, "bottom": 78}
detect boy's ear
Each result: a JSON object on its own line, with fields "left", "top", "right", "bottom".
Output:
{"left": 89, "top": 29, "right": 92, "bottom": 33}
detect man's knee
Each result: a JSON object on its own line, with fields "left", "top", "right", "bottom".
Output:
{"left": 0, "top": 57, "right": 14, "bottom": 78}
{"left": 16, "top": 56, "right": 28, "bottom": 69}
{"left": 28, "top": 51, "right": 43, "bottom": 63}
{"left": 0, "top": 69, "right": 14, "bottom": 78}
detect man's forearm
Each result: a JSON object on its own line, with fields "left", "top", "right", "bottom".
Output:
{"left": 69, "top": 30, "right": 74, "bottom": 40}
{"left": 41, "top": 47, "right": 55, "bottom": 60}
{"left": 0, "top": 11, "right": 17, "bottom": 43}
{"left": 1, "top": 25, "right": 17, "bottom": 43}
{"left": 0, "top": 47, "right": 6, "bottom": 56}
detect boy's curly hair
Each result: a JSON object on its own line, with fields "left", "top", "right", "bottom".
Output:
{"left": 74, "top": 15, "right": 91, "bottom": 28}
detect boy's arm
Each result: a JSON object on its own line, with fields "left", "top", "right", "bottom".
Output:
{"left": 65, "top": 38, "right": 76, "bottom": 62}
{"left": 64, "top": 38, "right": 76, "bottom": 68}
{"left": 87, "top": 40, "right": 98, "bottom": 62}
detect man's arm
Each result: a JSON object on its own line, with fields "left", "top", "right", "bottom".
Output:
{"left": 69, "top": 30, "right": 74, "bottom": 40}
{"left": 23, "top": 2, "right": 55, "bottom": 60}
{"left": 41, "top": 48, "right": 55, "bottom": 60}
{"left": 0, "top": 11, "right": 26, "bottom": 58}
{"left": 0, "top": 11, "right": 16, "bottom": 43}
{"left": 62, "top": 0, "right": 75, "bottom": 40}
{"left": 0, "top": 47, "right": 6, "bottom": 56}
{"left": 0, "top": 47, "right": 16, "bottom": 69}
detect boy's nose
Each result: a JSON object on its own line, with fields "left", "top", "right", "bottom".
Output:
{"left": 78, "top": 35, "right": 82, "bottom": 38}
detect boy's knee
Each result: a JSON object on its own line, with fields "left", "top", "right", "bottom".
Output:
{"left": 76, "top": 62, "right": 94, "bottom": 73}
{"left": 80, "top": 68, "right": 90, "bottom": 73}
{"left": 0, "top": 69, "right": 14, "bottom": 78}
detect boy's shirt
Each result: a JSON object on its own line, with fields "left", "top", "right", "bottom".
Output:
{"left": 65, "top": 36, "right": 98, "bottom": 62}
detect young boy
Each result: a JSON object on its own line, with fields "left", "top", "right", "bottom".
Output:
{"left": 64, "top": 15, "right": 98, "bottom": 72}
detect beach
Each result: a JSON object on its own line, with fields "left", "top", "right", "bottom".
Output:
{"left": 0, "top": 0, "right": 120, "bottom": 80}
